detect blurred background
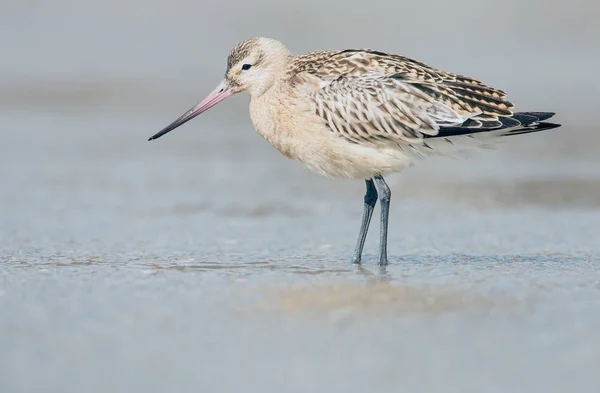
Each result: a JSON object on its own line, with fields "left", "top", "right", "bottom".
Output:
{"left": 2, "top": 0, "right": 600, "bottom": 209}
{"left": 1, "top": 1, "right": 600, "bottom": 393}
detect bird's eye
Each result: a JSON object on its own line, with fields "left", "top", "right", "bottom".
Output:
{"left": 241, "top": 64, "right": 252, "bottom": 71}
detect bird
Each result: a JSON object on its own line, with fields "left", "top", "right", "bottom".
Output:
{"left": 148, "top": 37, "right": 561, "bottom": 266}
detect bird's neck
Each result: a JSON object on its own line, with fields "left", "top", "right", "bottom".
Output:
{"left": 248, "top": 83, "right": 285, "bottom": 146}
{"left": 248, "top": 55, "right": 292, "bottom": 99}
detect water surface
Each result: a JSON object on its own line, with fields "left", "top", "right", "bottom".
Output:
{"left": 2, "top": 1, "right": 600, "bottom": 392}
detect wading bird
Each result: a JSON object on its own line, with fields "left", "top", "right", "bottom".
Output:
{"left": 149, "top": 37, "right": 560, "bottom": 265}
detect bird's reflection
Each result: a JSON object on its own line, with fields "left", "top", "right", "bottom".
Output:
{"left": 353, "top": 263, "right": 391, "bottom": 283}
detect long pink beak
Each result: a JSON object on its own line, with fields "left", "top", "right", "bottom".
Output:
{"left": 148, "top": 81, "right": 234, "bottom": 141}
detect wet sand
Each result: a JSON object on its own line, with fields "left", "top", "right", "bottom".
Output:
{"left": 2, "top": 0, "right": 600, "bottom": 392}
{"left": 2, "top": 106, "right": 600, "bottom": 392}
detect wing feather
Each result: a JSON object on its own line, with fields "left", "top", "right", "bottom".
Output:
{"left": 310, "top": 73, "right": 464, "bottom": 145}
{"left": 289, "top": 49, "right": 515, "bottom": 146}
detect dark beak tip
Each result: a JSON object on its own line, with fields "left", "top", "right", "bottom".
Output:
{"left": 148, "top": 129, "right": 169, "bottom": 141}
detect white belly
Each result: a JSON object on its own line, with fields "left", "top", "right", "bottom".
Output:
{"left": 293, "top": 132, "right": 414, "bottom": 179}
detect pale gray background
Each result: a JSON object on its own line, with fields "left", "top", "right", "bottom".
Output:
{"left": 1, "top": 1, "right": 599, "bottom": 393}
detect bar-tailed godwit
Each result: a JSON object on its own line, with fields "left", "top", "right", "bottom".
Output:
{"left": 149, "top": 37, "right": 561, "bottom": 265}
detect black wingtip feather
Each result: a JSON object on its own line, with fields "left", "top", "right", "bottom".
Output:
{"left": 427, "top": 112, "right": 560, "bottom": 139}
{"left": 503, "top": 121, "right": 562, "bottom": 137}
{"left": 511, "top": 113, "right": 539, "bottom": 124}
{"left": 518, "top": 112, "right": 556, "bottom": 122}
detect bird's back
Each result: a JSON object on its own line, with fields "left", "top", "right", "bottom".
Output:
{"left": 287, "top": 48, "right": 514, "bottom": 118}
{"left": 283, "top": 47, "right": 557, "bottom": 151}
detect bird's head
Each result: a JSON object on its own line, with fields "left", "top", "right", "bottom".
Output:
{"left": 224, "top": 37, "right": 291, "bottom": 96}
{"left": 149, "top": 37, "right": 291, "bottom": 141}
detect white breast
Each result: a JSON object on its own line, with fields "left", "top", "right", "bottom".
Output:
{"left": 248, "top": 88, "right": 414, "bottom": 179}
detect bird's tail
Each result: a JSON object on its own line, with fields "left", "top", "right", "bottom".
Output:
{"left": 414, "top": 112, "right": 561, "bottom": 158}
{"left": 431, "top": 112, "right": 561, "bottom": 138}
{"left": 499, "top": 112, "right": 561, "bottom": 136}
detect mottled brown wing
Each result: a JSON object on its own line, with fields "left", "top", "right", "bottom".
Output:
{"left": 310, "top": 71, "right": 470, "bottom": 145}
{"left": 294, "top": 49, "right": 515, "bottom": 145}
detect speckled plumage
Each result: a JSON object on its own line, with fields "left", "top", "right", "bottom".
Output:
{"left": 153, "top": 37, "right": 560, "bottom": 178}
{"left": 285, "top": 48, "right": 516, "bottom": 146}
{"left": 150, "top": 37, "right": 561, "bottom": 265}
{"left": 219, "top": 38, "right": 558, "bottom": 179}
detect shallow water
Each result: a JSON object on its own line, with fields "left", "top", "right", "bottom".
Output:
{"left": 3, "top": 0, "right": 600, "bottom": 392}
{"left": 2, "top": 107, "right": 600, "bottom": 393}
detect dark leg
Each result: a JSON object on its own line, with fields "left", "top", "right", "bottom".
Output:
{"left": 373, "top": 176, "right": 391, "bottom": 266}
{"left": 350, "top": 179, "right": 378, "bottom": 264}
